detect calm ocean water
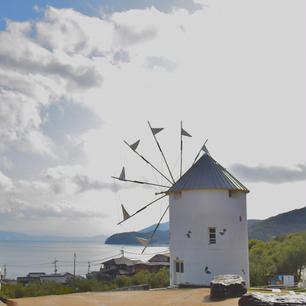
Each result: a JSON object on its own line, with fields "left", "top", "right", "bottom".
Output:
{"left": 0, "top": 241, "right": 169, "bottom": 279}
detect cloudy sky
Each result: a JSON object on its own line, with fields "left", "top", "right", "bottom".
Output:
{"left": 0, "top": 0, "right": 305, "bottom": 237}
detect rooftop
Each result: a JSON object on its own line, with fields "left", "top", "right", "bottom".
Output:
{"left": 168, "top": 153, "right": 249, "bottom": 193}
{"left": 102, "top": 256, "right": 142, "bottom": 266}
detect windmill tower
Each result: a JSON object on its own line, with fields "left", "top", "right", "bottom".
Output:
{"left": 112, "top": 122, "right": 250, "bottom": 287}
{"left": 167, "top": 152, "right": 249, "bottom": 286}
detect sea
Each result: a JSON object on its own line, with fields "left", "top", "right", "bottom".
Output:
{"left": 0, "top": 241, "right": 169, "bottom": 279}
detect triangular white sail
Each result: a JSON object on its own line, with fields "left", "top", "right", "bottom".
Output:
{"left": 136, "top": 237, "right": 149, "bottom": 247}
{"left": 121, "top": 204, "right": 130, "bottom": 221}
{"left": 151, "top": 128, "right": 164, "bottom": 135}
{"left": 181, "top": 128, "right": 192, "bottom": 137}
{"left": 119, "top": 167, "right": 126, "bottom": 180}
{"left": 130, "top": 140, "right": 140, "bottom": 151}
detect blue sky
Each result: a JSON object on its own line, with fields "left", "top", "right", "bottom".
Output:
{"left": 0, "top": 0, "right": 305, "bottom": 237}
{"left": 0, "top": 0, "right": 201, "bottom": 29}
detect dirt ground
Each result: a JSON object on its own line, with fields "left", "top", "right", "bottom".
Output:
{"left": 9, "top": 288, "right": 240, "bottom": 306}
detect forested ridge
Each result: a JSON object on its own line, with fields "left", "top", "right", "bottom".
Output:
{"left": 249, "top": 231, "right": 306, "bottom": 286}
{"left": 248, "top": 207, "right": 306, "bottom": 241}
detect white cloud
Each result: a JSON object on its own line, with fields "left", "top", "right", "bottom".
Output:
{"left": 36, "top": 7, "right": 114, "bottom": 56}
{"left": 0, "top": 172, "right": 112, "bottom": 235}
{"left": 0, "top": 198, "right": 105, "bottom": 221}
{"left": 230, "top": 164, "right": 306, "bottom": 184}
{"left": 42, "top": 164, "right": 138, "bottom": 194}
{"left": 0, "top": 171, "right": 13, "bottom": 191}
{"left": 0, "top": 155, "right": 14, "bottom": 170}
{"left": 0, "top": 1, "right": 305, "bottom": 236}
{"left": 0, "top": 89, "right": 55, "bottom": 157}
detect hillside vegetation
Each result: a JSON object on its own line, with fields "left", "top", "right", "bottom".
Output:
{"left": 248, "top": 207, "right": 305, "bottom": 241}
{"left": 0, "top": 268, "right": 169, "bottom": 299}
{"left": 249, "top": 231, "right": 306, "bottom": 286}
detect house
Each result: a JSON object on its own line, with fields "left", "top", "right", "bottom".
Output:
{"left": 17, "top": 272, "right": 46, "bottom": 286}
{"left": 148, "top": 253, "right": 170, "bottom": 263}
{"left": 99, "top": 256, "right": 141, "bottom": 278}
{"left": 131, "top": 253, "right": 170, "bottom": 273}
{"left": 17, "top": 272, "right": 75, "bottom": 286}
{"left": 40, "top": 272, "right": 74, "bottom": 284}
{"left": 88, "top": 254, "right": 169, "bottom": 280}
{"left": 134, "top": 262, "right": 169, "bottom": 273}
{"left": 28, "top": 272, "right": 46, "bottom": 279}
{"left": 167, "top": 152, "right": 250, "bottom": 286}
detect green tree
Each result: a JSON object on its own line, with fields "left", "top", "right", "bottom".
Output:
{"left": 249, "top": 232, "right": 306, "bottom": 286}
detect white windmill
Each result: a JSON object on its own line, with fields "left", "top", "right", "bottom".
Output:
{"left": 112, "top": 122, "right": 250, "bottom": 287}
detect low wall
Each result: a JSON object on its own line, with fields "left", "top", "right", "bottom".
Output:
{"left": 113, "top": 284, "right": 149, "bottom": 291}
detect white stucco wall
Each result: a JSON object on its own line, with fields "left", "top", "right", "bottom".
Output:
{"left": 169, "top": 189, "right": 249, "bottom": 286}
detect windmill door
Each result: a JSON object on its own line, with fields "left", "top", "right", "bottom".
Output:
{"left": 174, "top": 260, "right": 184, "bottom": 285}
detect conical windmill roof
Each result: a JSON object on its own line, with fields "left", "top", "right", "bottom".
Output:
{"left": 167, "top": 153, "right": 249, "bottom": 193}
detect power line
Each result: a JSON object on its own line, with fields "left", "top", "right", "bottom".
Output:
{"left": 0, "top": 248, "right": 169, "bottom": 277}
{"left": 52, "top": 258, "right": 58, "bottom": 274}
{"left": 73, "top": 253, "right": 76, "bottom": 278}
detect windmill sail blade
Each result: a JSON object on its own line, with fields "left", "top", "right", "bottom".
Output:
{"left": 136, "top": 237, "right": 149, "bottom": 247}
{"left": 117, "top": 194, "right": 167, "bottom": 225}
{"left": 201, "top": 143, "right": 210, "bottom": 154}
{"left": 111, "top": 176, "right": 170, "bottom": 189}
{"left": 181, "top": 128, "right": 192, "bottom": 137}
{"left": 119, "top": 167, "right": 126, "bottom": 180}
{"left": 141, "top": 204, "right": 169, "bottom": 254}
{"left": 151, "top": 128, "right": 164, "bottom": 135}
{"left": 121, "top": 204, "right": 130, "bottom": 221}
{"left": 148, "top": 121, "right": 175, "bottom": 184}
{"left": 180, "top": 122, "right": 192, "bottom": 177}
{"left": 193, "top": 139, "right": 208, "bottom": 165}
{"left": 123, "top": 140, "right": 173, "bottom": 185}
{"left": 130, "top": 140, "right": 140, "bottom": 151}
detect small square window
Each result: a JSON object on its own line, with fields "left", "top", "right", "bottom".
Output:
{"left": 209, "top": 227, "right": 216, "bottom": 244}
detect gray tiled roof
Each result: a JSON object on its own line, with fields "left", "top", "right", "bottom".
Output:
{"left": 167, "top": 153, "right": 249, "bottom": 193}
{"left": 102, "top": 256, "right": 142, "bottom": 266}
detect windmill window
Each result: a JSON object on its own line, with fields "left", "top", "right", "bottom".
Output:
{"left": 176, "top": 261, "right": 184, "bottom": 273}
{"left": 174, "top": 192, "right": 182, "bottom": 199}
{"left": 209, "top": 227, "right": 216, "bottom": 244}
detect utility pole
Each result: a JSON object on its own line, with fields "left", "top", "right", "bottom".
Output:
{"left": 73, "top": 252, "right": 76, "bottom": 278}
{"left": 87, "top": 261, "right": 91, "bottom": 274}
{"left": 3, "top": 265, "right": 6, "bottom": 280}
{"left": 53, "top": 258, "right": 58, "bottom": 274}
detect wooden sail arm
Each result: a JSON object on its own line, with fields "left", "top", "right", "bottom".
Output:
{"left": 117, "top": 194, "right": 167, "bottom": 225}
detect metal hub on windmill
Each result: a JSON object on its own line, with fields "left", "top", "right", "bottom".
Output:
{"left": 112, "top": 121, "right": 250, "bottom": 287}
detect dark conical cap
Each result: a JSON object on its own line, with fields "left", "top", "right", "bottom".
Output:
{"left": 168, "top": 153, "right": 249, "bottom": 193}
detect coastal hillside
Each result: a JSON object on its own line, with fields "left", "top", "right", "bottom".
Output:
{"left": 248, "top": 206, "right": 306, "bottom": 241}
{"left": 105, "top": 206, "right": 305, "bottom": 245}
{"left": 105, "top": 229, "right": 169, "bottom": 245}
